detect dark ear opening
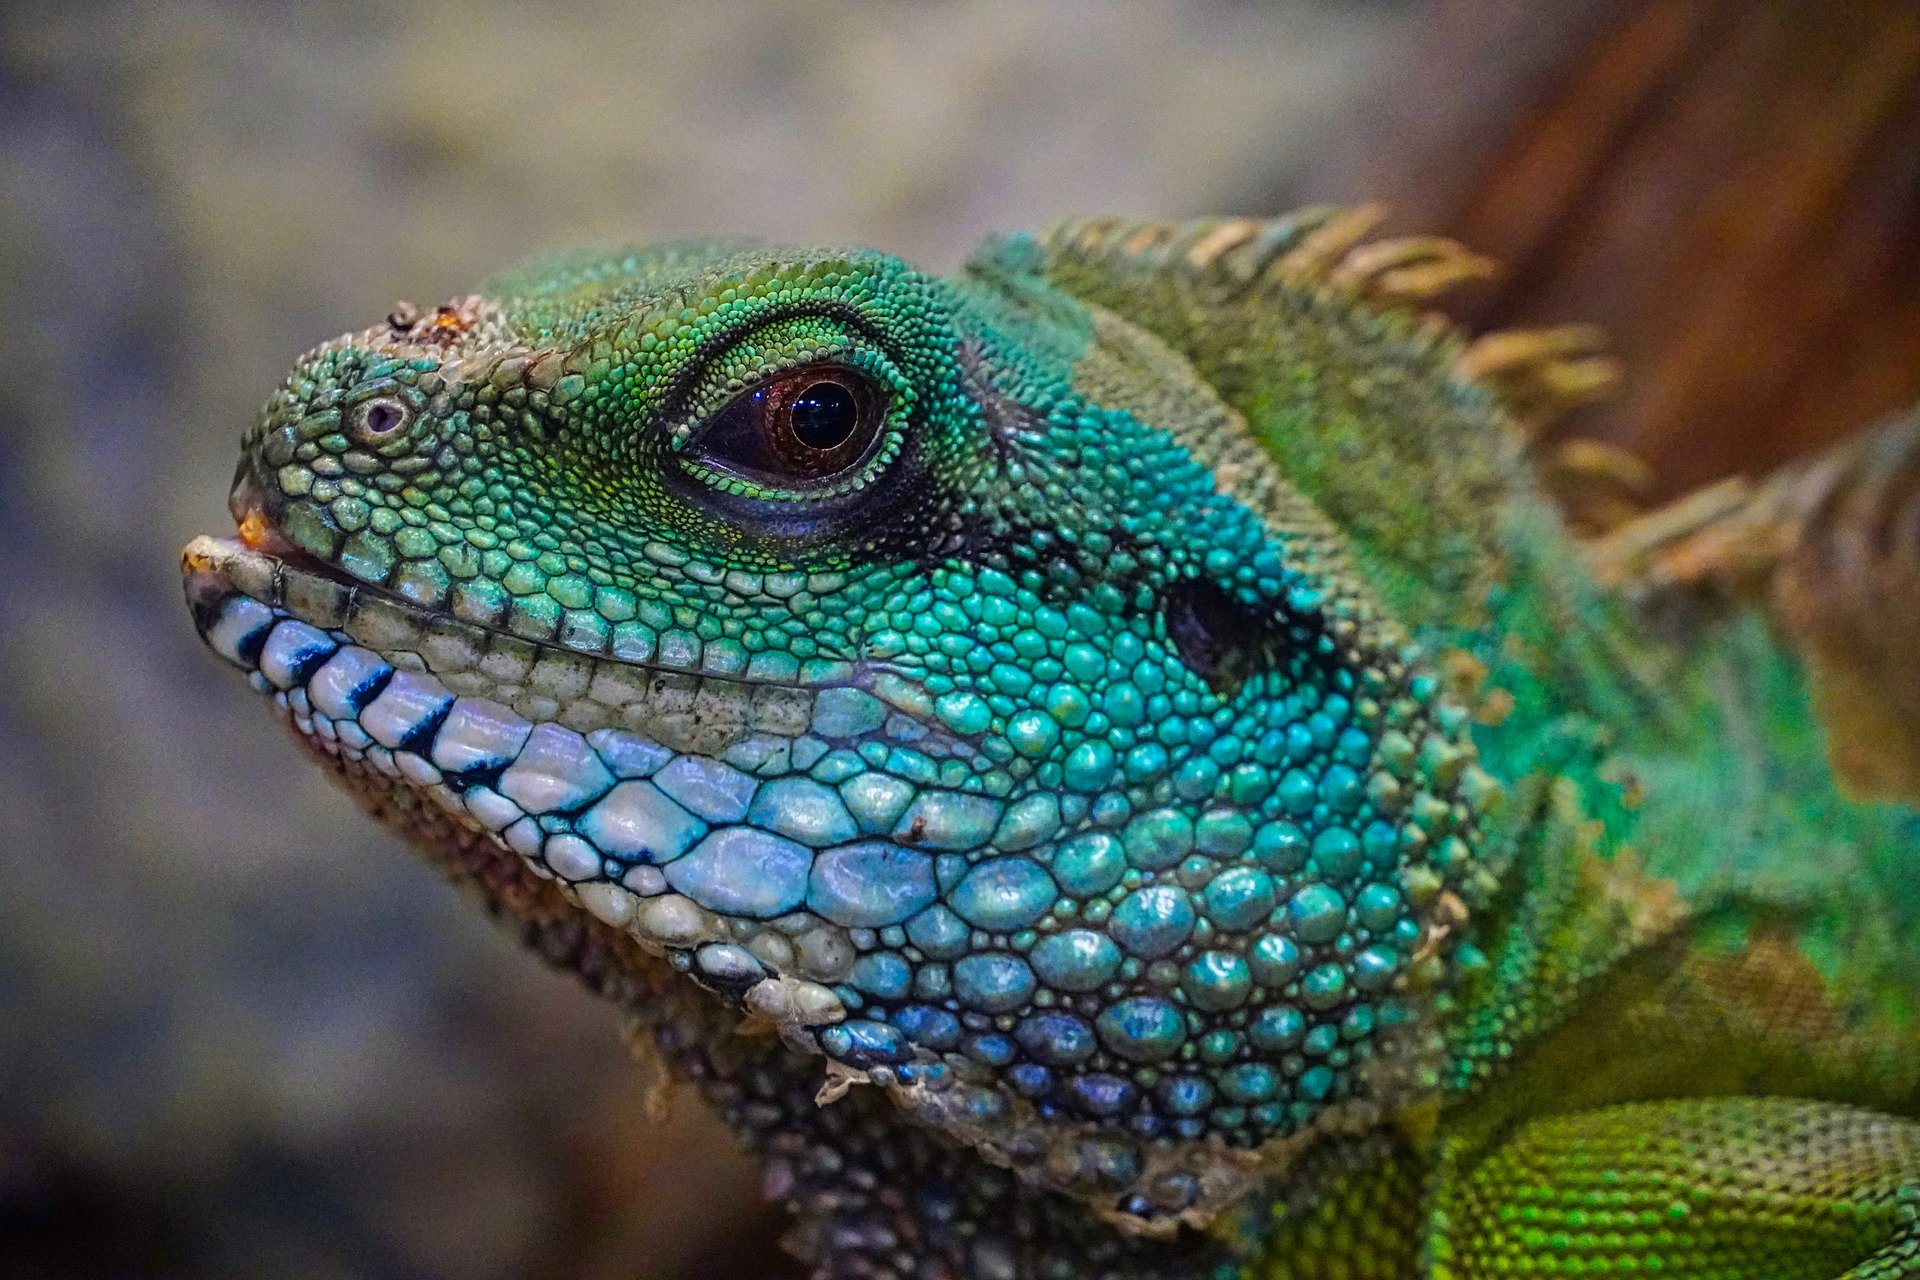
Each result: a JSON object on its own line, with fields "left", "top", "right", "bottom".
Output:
{"left": 1161, "top": 578, "right": 1279, "bottom": 700}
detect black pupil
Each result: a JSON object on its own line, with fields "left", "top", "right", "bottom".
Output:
{"left": 366, "top": 402, "right": 402, "bottom": 435}
{"left": 787, "top": 381, "right": 858, "bottom": 450}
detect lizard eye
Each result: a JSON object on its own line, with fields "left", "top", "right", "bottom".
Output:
{"left": 685, "top": 365, "right": 884, "bottom": 490}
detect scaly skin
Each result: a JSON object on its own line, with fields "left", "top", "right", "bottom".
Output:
{"left": 183, "top": 212, "right": 1920, "bottom": 1279}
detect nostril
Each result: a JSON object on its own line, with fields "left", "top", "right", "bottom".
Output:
{"left": 347, "top": 396, "right": 412, "bottom": 445}
{"left": 1162, "top": 579, "right": 1273, "bottom": 701}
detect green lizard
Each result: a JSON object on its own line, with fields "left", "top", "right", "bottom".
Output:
{"left": 182, "top": 210, "right": 1920, "bottom": 1279}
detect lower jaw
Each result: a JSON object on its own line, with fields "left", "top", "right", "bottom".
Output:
{"left": 183, "top": 534, "right": 859, "bottom": 1038}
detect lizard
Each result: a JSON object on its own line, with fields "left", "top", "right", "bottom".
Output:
{"left": 180, "top": 209, "right": 1920, "bottom": 1280}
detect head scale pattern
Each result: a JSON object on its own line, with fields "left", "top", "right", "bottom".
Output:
{"left": 190, "top": 238, "right": 1497, "bottom": 1225}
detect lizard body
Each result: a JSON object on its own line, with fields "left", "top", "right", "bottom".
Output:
{"left": 183, "top": 212, "right": 1920, "bottom": 1279}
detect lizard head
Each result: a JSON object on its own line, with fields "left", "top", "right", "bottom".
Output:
{"left": 184, "top": 237, "right": 1491, "bottom": 1227}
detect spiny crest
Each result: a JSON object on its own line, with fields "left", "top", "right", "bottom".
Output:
{"left": 1454, "top": 324, "right": 1618, "bottom": 439}
{"left": 1040, "top": 207, "right": 1497, "bottom": 309}
{"left": 1037, "top": 208, "right": 1617, "bottom": 432}
{"left": 1033, "top": 210, "right": 1641, "bottom": 541}
{"left": 1587, "top": 406, "right": 1920, "bottom": 801}
{"left": 1454, "top": 325, "right": 1638, "bottom": 535}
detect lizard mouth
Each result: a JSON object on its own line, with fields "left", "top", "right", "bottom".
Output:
{"left": 183, "top": 515, "right": 869, "bottom": 1014}
{"left": 182, "top": 530, "right": 833, "bottom": 750}
{"left": 181, "top": 509, "right": 928, "bottom": 970}
{"left": 186, "top": 481, "right": 967, "bottom": 790}
{"left": 178, "top": 508, "right": 985, "bottom": 1020}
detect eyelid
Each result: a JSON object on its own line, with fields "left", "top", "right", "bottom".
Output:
{"left": 672, "top": 361, "right": 864, "bottom": 450}
{"left": 666, "top": 337, "right": 867, "bottom": 452}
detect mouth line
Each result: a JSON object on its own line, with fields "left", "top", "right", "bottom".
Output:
{"left": 184, "top": 528, "right": 840, "bottom": 697}
{"left": 182, "top": 527, "right": 959, "bottom": 771}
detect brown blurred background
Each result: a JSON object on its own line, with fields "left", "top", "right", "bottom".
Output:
{"left": 2, "top": 2, "right": 1915, "bottom": 1278}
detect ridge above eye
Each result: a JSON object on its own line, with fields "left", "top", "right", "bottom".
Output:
{"left": 684, "top": 363, "right": 884, "bottom": 491}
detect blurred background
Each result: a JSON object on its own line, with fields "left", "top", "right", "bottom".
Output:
{"left": 2, "top": 2, "right": 1915, "bottom": 1278}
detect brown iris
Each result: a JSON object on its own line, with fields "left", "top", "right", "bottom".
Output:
{"left": 687, "top": 364, "right": 883, "bottom": 488}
